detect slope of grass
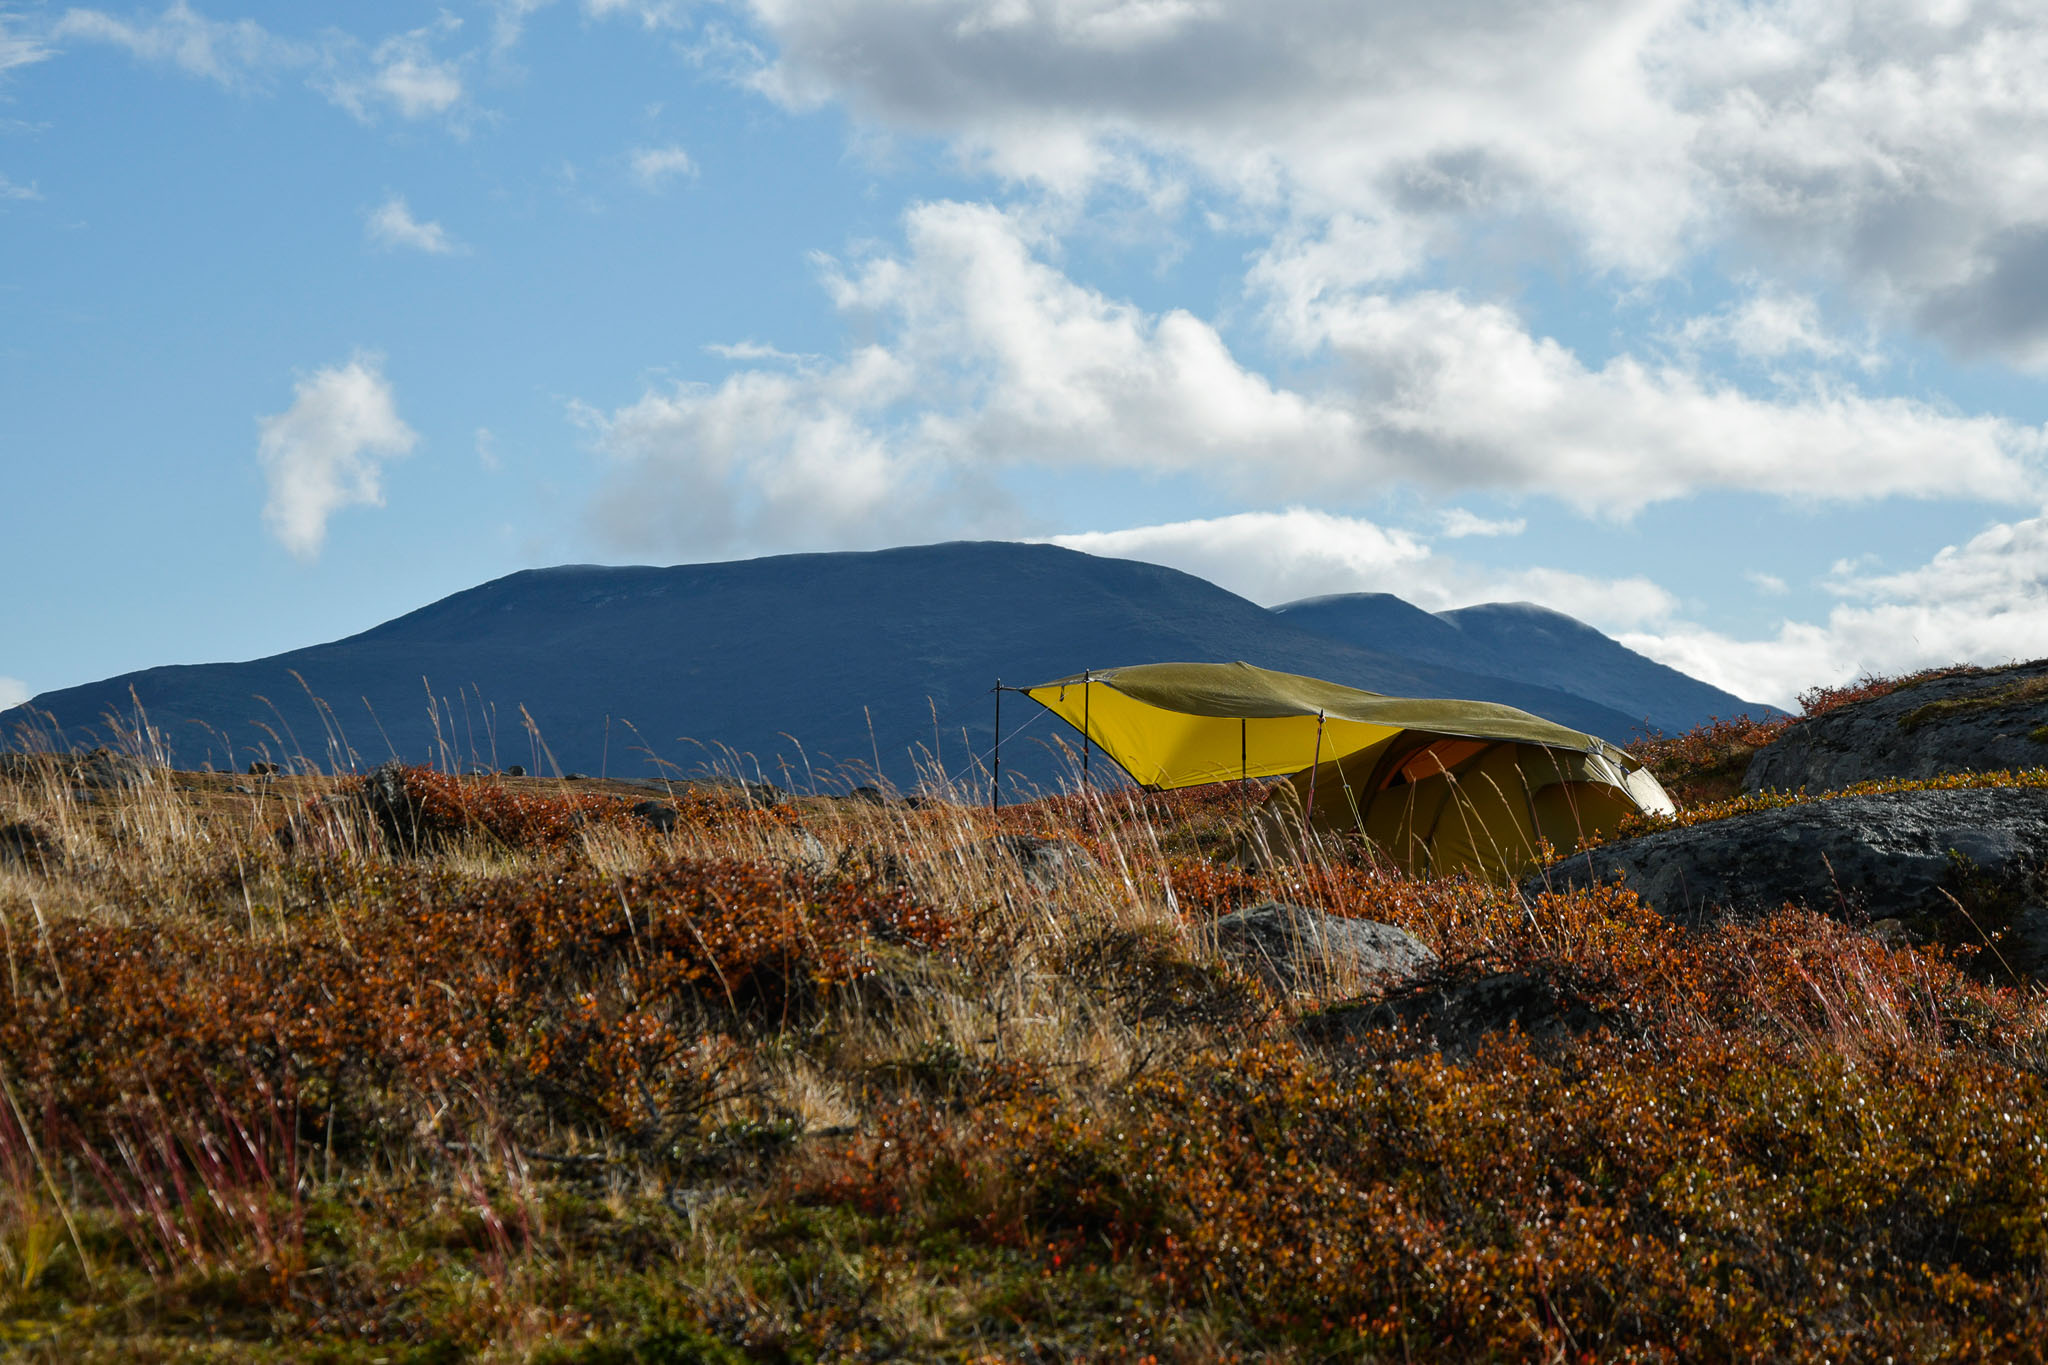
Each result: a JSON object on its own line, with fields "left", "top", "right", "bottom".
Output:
{"left": 0, "top": 734, "right": 2042, "bottom": 1361}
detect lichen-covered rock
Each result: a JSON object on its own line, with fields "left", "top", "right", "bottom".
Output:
{"left": 1211, "top": 900, "right": 1437, "bottom": 992}
{"left": 1744, "top": 659, "right": 2048, "bottom": 793}
{"left": 1527, "top": 787, "right": 2048, "bottom": 946}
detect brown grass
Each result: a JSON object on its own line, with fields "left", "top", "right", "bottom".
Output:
{"left": 0, "top": 722, "right": 2042, "bottom": 1361}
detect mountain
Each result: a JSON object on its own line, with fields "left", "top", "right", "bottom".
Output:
{"left": 0, "top": 542, "right": 1687, "bottom": 793}
{"left": 1272, "top": 592, "right": 1778, "bottom": 735}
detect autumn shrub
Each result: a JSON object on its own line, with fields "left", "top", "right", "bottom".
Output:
{"left": 824, "top": 1030, "right": 2048, "bottom": 1361}
{"left": 0, "top": 854, "right": 952, "bottom": 1154}
{"left": 385, "top": 765, "right": 640, "bottom": 849}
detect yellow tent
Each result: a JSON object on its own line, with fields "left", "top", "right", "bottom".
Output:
{"left": 1021, "top": 661, "right": 1674, "bottom": 880}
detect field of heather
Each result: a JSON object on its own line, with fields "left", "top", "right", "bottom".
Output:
{"left": 0, "top": 688, "right": 2045, "bottom": 1362}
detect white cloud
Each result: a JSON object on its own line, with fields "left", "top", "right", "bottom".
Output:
{"left": 705, "top": 340, "right": 812, "bottom": 362}
{"left": 630, "top": 144, "right": 695, "bottom": 188}
{"left": 1292, "top": 287, "right": 2044, "bottom": 514}
{"left": 53, "top": 1, "right": 304, "bottom": 86}
{"left": 1625, "top": 509, "right": 2048, "bottom": 708}
{"left": 476, "top": 426, "right": 500, "bottom": 472}
{"left": 0, "top": 677, "right": 28, "bottom": 711}
{"left": 318, "top": 20, "right": 465, "bottom": 124}
{"left": 739, "top": 0, "right": 2048, "bottom": 368}
{"left": 256, "top": 355, "right": 418, "bottom": 560}
{"left": 1047, "top": 509, "right": 1677, "bottom": 628}
{"left": 1747, "top": 570, "right": 1789, "bottom": 595}
{"left": 1677, "top": 287, "right": 1877, "bottom": 369}
{"left": 1439, "top": 507, "right": 1525, "bottom": 539}
{"left": 0, "top": 14, "right": 50, "bottom": 75}
{"left": 364, "top": 194, "right": 462, "bottom": 254}
{"left": 586, "top": 200, "right": 2048, "bottom": 555}
{"left": 0, "top": 173, "right": 38, "bottom": 201}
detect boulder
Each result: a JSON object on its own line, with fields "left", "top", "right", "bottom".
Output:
{"left": 1528, "top": 787, "right": 2048, "bottom": 943}
{"left": 361, "top": 759, "right": 430, "bottom": 853}
{"left": 1211, "top": 900, "right": 1436, "bottom": 993}
{"left": 630, "top": 800, "right": 678, "bottom": 834}
{"left": 1745, "top": 659, "right": 2048, "bottom": 793}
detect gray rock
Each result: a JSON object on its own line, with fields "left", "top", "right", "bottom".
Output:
{"left": 787, "top": 830, "right": 832, "bottom": 879}
{"left": 975, "top": 834, "right": 1097, "bottom": 891}
{"left": 630, "top": 800, "right": 678, "bottom": 834}
{"left": 502, "top": 765, "right": 526, "bottom": 778}
{"left": 1211, "top": 900, "right": 1437, "bottom": 992}
{"left": 1527, "top": 787, "right": 2048, "bottom": 934}
{"left": 361, "top": 759, "right": 430, "bottom": 853}
{"left": 1745, "top": 659, "right": 2048, "bottom": 793}
{"left": 246, "top": 761, "right": 279, "bottom": 776}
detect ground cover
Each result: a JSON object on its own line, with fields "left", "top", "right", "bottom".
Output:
{"left": 0, "top": 721, "right": 2042, "bottom": 1361}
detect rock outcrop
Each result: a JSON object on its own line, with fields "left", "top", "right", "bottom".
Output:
{"left": 1744, "top": 660, "right": 2048, "bottom": 793}
{"left": 1528, "top": 787, "right": 2048, "bottom": 952}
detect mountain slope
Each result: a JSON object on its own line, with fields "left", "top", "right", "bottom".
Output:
{"left": 2, "top": 543, "right": 1655, "bottom": 790}
{"left": 1273, "top": 592, "right": 1777, "bottom": 735}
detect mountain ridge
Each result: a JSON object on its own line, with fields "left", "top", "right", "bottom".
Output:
{"left": 2, "top": 542, "right": 1750, "bottom": 788}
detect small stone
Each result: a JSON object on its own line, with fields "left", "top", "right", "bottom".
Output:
{"left": 503, "top": 765, "right": 526, "bottom": 778}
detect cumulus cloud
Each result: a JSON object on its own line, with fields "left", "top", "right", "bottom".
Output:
{"left": 0, "top": 173, "right": 38, "bottom": 201}
{"left": 586, "top": 200, "right": 2047, "bottom": 555}
{"left": 738, "top": 0, "right": 2048, "bottom": 367}
{"left": 630, "top": 144, "right": 695, "bottom": 188}
{"left": 1048, "top": 509, "right": 1678, "bottom": 628}
{"left": 52, "top": 0, "right": 304, "bottom": 86}
{"left": 1625, "top": 509, "right": 2048, "bottom": 708}
{"left": 1292, "top": 287, "right": 2044, "bottom": 514}
{"left": 0, "top": 677, "right": 28, "bottom": 711}
{"left": 364, "top": 194, "right": 462, "bottom": 254}
{"left": 256, "top": 355, "right": 418, "bottom": 560}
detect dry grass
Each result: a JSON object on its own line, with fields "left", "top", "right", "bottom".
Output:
{"left": 0, "top": 718, "right": 2042, "bottom": 1361}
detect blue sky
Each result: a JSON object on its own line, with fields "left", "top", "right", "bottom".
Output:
{"left": 4, "top": 0, "right": 2048, "bottom": 712}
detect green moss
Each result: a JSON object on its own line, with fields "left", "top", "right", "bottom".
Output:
{"left": 2030, "top": 724, "right": 2048, "bottom": 745}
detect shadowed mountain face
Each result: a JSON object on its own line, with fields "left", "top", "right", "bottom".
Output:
{"left": 4, "top": 543, "right": 1717, "bottom": 792}
{"left": 1272, "top": 592, "right": 1778, "bottom": 736}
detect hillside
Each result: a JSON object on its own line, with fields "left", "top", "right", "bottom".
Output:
{"left": 1274, "top": 591, "right": 1776, "bottom": 735}
{"left": 6, "top": 543, "right": 1676, "bottom": 789}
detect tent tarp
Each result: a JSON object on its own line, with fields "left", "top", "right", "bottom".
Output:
{"left": 1020, "top": 661, "right": 1674, "bottom": 880}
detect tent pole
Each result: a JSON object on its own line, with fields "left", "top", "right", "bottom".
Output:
{"left": 991, "top": 680, "right": 1002, "bottom": 812}
{"left": 1304, "top": 710, "right": 1326, "bottom": 832}
{"left": 1081, "top": 670, "right": 1091, "bottom": 790}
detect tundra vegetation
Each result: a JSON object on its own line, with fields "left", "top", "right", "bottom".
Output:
{"left": 0, "top": 674, "right": 2043, "bottom": 1363}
